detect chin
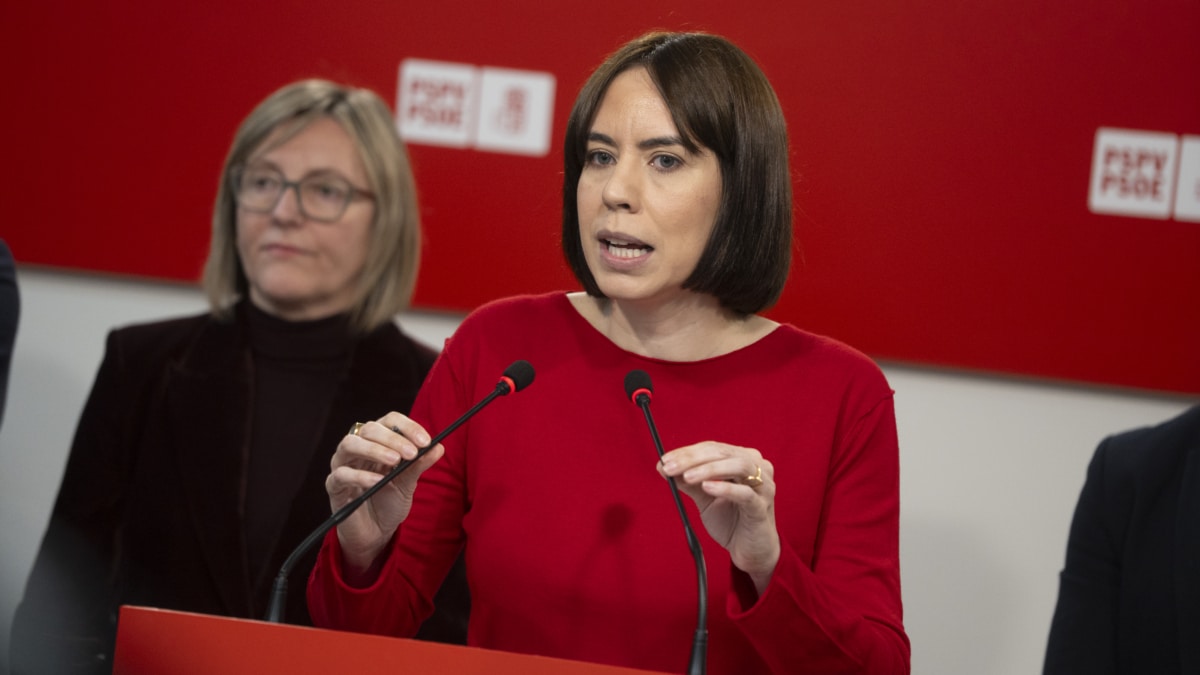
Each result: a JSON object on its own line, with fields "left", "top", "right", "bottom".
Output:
{"left": 258, "top": 288, "right": 314, "bottom": 306}
{"left": 252, "top": 285, "right": 315, "bottom": 309}
{"left": 594, "top": 273, "right": 660, "bottom": 298}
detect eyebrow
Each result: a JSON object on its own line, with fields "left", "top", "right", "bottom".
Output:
{"left": 587, "top": 131, "right": 686, "bottom": 151}
{"left": 243, "top": 160, "right": 353, "bottom": 182}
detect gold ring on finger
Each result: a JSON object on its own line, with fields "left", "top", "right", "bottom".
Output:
{"left": 743, "top": 464, "right": 764, "bottom": 488}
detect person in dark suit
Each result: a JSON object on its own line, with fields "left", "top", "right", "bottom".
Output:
{"left": 11, "top": 80, "right": 465, "bottom": 674}
{"left": 1043, "top": 404, "right": 1200, "bottom": 675}
{"left": 0, "top": 239, "right": 17, "bottom": 431}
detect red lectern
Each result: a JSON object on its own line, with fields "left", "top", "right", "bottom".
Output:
{"left": 113, "top": 606, "right": 672, "bottom": 675}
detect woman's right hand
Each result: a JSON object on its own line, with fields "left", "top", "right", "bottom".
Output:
{"left": 326, "top": 413, "right": 444, "bottom": 581}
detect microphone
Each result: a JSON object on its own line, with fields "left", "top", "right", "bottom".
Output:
{"left": 264, "top": 360, "right": 536, "bottom": 622}
{"left": 624, "top": 370, "right": 708, "bottom": 675}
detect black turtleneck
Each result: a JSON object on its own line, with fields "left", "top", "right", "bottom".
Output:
{"left": 243, "top": 302, "right": 354, "bottom": 586}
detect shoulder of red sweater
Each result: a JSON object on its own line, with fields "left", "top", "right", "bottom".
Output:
{"left": 774, "top": 324, "right": 881, "bottom": 368}
{"left": 462, "top": 292, "right": 568, "bottom": 327}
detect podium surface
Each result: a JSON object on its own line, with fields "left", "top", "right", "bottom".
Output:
{"left": 114, "top": 606, "right": 671, "bottom": 674}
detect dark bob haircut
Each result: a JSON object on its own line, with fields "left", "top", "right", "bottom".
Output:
{"left": 562, "top": 31, "right": 793, "bottom": 316}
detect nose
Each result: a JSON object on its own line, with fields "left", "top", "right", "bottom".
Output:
{"left": 270, "top": 183, "right": 305, "bottom": 224}
{"left": 601, "top": 159, "right": 639, "bottom": 212}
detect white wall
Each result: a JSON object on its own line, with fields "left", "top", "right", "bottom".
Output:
{"left": 0, "top": 267, "right": 1193, "bottom": 673}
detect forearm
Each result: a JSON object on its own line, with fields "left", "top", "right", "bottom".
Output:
{"left": 307, "top": 529, "right": 429, "bottom": 637}
{"left": 729, "top": 543, "right": 909, "bottom": 674}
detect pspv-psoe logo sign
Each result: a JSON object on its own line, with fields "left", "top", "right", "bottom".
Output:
{"left": 397, "top": 59, "right": 555, "bottom": 157}
{"left": 1088, "top": 127, "right": 1200, "bottom": 222}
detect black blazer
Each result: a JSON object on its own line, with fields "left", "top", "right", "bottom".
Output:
{"left": 0, "top": 239, "right": 17, "bottom": 428}
{"left": 1044, "top": 404, "right": 1200, "bottom": 675}
{"left": 11, "top": 307, "right": 462, "bottom": 673}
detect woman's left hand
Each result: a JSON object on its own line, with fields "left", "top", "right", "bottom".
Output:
{"left": 660, "top": 441, "right": 779, "bottom": 595}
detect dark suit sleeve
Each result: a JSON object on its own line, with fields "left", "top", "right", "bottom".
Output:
{"left": 0, "top": 239, "right": 18, "bottom": 429}
{"left": 1043, "top": 438, "right": 1124, "bottom": 675}
{"left": 11, "top": 330, "right": 141, "bottom": 675}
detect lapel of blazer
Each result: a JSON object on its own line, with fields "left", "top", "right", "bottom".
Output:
{"left": 273, "top": 327, "right": 415, "bottom": 550}
{"left": 317, "top": 325, "right": 431, "bottom": 460}
{"left": 1176, "top": 424, "right": 1200, "bottom": 673}
{"left": 263, "top": 324, "right": 434, "bottom": 622}
{"left": 337, "top": 324, "right": 428, "bottom": 418}
{"left": 162, "top": 315, "right": 257, "bottom": 617}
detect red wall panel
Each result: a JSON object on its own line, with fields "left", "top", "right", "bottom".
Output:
{"left": 3, "top": 0, "right": 1198, "bottom": 394}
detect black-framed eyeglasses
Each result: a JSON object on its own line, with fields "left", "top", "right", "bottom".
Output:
{"left": 232, "top": 165, "right": 375, "bottom": 223}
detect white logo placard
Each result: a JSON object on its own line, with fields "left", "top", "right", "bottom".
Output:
{"left": 1088, "top": 128, "right": 1179, "bottom": 220}
{"left": 475, "top": 67, "right": 556, "bottom": 156}
{"left": 397, "top": 59, "right": 479, "bottom": 148}
{"left": 397, "top": 59, "right": 555, "bottom": 157}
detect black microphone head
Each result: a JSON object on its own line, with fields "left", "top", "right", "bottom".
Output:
{"left": 624, "top": 369, "right": 653, "bottom": 403}
{"left": 501, "top": 360, "right": 536, "bottom": 392}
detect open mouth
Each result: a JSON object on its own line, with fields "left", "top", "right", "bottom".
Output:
{"left": 602, "top": 238, "right": 653, "bottom": 259}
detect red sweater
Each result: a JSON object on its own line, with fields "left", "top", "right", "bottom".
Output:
{"left": 308, "top": 293, "right": 909, "bottom": 674}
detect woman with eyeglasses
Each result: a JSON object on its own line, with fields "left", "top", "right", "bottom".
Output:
{"left": 11, "top": 80, "right": 467, "bottom": 673}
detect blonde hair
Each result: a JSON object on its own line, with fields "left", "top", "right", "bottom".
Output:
{"left": 202, "top": 79, "right": 421, "bottom": 333}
